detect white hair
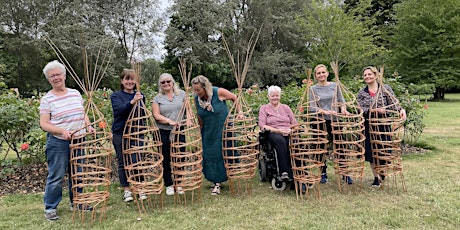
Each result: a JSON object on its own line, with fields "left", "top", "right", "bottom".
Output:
{"left": 267, "top": 85, "right": 281, "bottom": 96}
{"left": 43, "top": 60, "right": 66, "bottom": 79}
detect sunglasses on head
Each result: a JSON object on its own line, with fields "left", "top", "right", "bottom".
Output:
{"left": 160, "top": 80, "right": 172, "bottom": 84}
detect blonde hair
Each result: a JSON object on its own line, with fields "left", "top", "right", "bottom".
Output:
{"left": 191, "top": 75, "right": 213, "bottom": 98}
{"left": 362, "top": 66, "right": 380, "bottom": 79}
{"left": 314, "top": 64, "right": 328, "bottom": 76}
{"left": 158, "top": 73, "right": 181, "bottom": 95}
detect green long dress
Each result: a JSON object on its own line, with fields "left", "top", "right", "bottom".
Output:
{"left": 194, "top": 87, "right": 228, "bottom": 183}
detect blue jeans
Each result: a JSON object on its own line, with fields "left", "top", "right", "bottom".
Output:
{"left": 43, "top": 134, "right": 73, "bottom": 213}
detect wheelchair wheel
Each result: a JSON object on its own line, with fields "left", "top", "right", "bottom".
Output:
{"left": 258, "top": 160, "right": 267, "bottom": 182}
{"left": 271, "top": 178, "right": 287, "bottom": 191}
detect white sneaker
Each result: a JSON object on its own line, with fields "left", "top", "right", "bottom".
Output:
{"left": 166, "top": 186, "right": 175, "bottom": 196}
{"left": 138, "top": 193, "right": 148, "bottom": 200}
{"left": 123, "top": 191, "right": 134, "bottom": 202}
{"left": 177, "top": 186, "right": 184, "bottom": 195}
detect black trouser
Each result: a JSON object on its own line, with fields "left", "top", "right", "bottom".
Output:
{"left": 311, "top": 120, "right": 332, "bottom": 174}
{"left": 160, "top": 128, "right": 186, "bottom": 187}
{"left": 268, "top": 133, "right": 291, "bottom": 174}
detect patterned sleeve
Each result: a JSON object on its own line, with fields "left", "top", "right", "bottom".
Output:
{"left": 383, "top": 85, "right": 403, "bottom": 111}
{"left": 258, "top": 104, "right": 268, "bottom": 130}
{"left": 357, "top": 88, "right": 370, "bottom": 115}
{"left": 286, "top": 105, "right": 298, "bottom": 125}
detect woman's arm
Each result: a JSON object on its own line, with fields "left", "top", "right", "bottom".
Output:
{"left": 40, "top": 113, "right": 72, "bottom": 140}
{"left": 151, "top": 101, "right": 176, "bottom": 126}
{"left": 217, "top": 88, "right": 243, "bottom": 115}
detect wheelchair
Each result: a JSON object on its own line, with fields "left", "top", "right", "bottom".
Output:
{"left": 258, "top": 130, "right": 293, "bottom": 191}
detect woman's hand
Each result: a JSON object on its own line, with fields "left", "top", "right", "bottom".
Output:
{"left": 62, "top": 129, "right": 73, "bottom": 140}
{"left": 321, "top": 109, "right": 337, "bottom": 116}
{"left": 131, "top": 92, "right": 143, "bottom": 105}
{"left": 279, "top": 128, "right": 291, "bottom": 136}
{"left": 400, "top": 109, "right": 407, "bottom": 121}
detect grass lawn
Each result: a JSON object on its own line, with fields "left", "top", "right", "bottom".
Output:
{"left": 0, "top": 95, "right": 459, "bottom": 230}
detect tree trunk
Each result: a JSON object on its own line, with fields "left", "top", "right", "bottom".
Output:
{"left": 433, "top": 87, "right": 445, "bottom": 100}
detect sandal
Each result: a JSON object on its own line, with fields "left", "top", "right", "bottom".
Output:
{"left": 211, "top": 183, "right": 221, "bottom": 195}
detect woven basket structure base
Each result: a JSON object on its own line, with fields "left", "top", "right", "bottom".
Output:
{"left": 123, "top": 99, "right": 164, "bottom": 214}
{"left": 223, "top": 112, "right": 259, "bottom": 196}
{"left": 171, "top": 59, "right": 204, "bottom": 205}
{"left": 70, "top": 115, "right": 112, "bottom": 223}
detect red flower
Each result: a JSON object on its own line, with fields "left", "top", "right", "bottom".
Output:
{"left": 423, "top": 104, "right": 428, "bottom": 109}
{"left": 246, "top": 88, "right": 253, "bottom": 95}
{"left": 99, "top": 121, "right": 107, "bottom": 129}
{"left": 21, "top": 143, "right": 29, "bottom": 151}
{"left": 299, "top": 107, "right": 304, "bottom": 113}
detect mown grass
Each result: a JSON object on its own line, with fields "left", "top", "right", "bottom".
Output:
{"left": 1, "top": 95, "right": 459, "bottom": 230}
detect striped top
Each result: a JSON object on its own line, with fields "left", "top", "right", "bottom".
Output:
{"left": 39, "top": 88, "right": 86, "bottom": 139}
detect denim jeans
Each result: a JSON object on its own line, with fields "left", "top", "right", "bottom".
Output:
{"left": 43, "top": 133, "right": 73, "bottom": 213}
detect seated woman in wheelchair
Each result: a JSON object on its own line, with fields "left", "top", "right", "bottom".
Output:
{"left": 258, "top": 85, "right": 298, "bottom": 180}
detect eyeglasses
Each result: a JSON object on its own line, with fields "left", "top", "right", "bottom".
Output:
{"left": 160, "top": 80, "right": 172, "bottom": 84}
{"left": 48, "top": 73, "right": 63, "bottom": 79}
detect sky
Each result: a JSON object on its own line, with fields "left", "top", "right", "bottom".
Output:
{"left": 152, "top": 0, "right": 173, "bottom": 60}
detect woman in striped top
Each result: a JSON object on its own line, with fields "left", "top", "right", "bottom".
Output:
{"left": 39, "top": 60, "right": 93, "bottom": 221}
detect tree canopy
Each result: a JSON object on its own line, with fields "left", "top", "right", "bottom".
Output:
{"left": 391, "top": 0, "right": 460, "bottom": 99}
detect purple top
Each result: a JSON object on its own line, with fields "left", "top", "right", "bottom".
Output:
{"left": 258, "top": 103, "right": 297, "bottom": 130}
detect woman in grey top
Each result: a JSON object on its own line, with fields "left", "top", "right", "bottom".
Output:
{"left": 310, "top": 64, "right": 351, "bottom": 184}
{"left": 152, "top": 73, "right": 186, "bottom": 196}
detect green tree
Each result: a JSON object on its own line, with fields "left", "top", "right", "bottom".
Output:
{"left": 344, "top": 0, "right": 401, "bottom": 49}
{"left": 141, "top": 58, "right": 163, "bottom": 86}
{"left": 391, "top": 0, "right": 460, "bottom": 100}
{"left": 164, "top": 0, "right": 307, "bottom": 88}
{"left": 223, "top": 0, "right": 306, "bottom": 87}
{"left": 296, "top": 0, "right": 383, "bottom": 76}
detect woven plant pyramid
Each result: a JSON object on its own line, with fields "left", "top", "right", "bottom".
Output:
{"left": 123, "top": 63, "right": 164, "bottom": 213}
{"left": 170, "top": 59, "right": 203, "bottom": 205}
{"left": 368, "top": 67, "right": 406, "bottom": 192}
{"left": 221, "top": 30, "right": 260, "bottom": 196}
{"left": 290, "top": 68, "right": 326, "bottom": 200}
{"left": 46, "top": 38, "right": 113, "bottom": 222}
{"left": 329, "top": 61, "right": 366, "bottom": 192}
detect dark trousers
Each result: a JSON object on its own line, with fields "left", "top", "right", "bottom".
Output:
{"left": 160, "top": 128, "right": 186, "bottom": 187}
{"left": 311, "top": 120, "right": 332, "bottom": 174}
{"left": 112, "top": 133, "right": 129, "bottom": 187}
{"left": 268, "top": 133, "right": 291, "bottom": 174}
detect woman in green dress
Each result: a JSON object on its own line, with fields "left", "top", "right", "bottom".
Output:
{"left": 191, "top": 75, "right": 238, "bottom": 195}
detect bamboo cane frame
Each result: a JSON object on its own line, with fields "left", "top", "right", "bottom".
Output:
{"left": 123, "top": 63, "right": 164, "bottom": 214}
{"left": 221, "top": 29, "right": 261, "bottom": 196}
{"left": 330, "top": 61, "right": 366, "bottom": 193}
{"left": 368, "top": 67, "right": 406, "bottom": 192}
{"left": 170, "top": 59, "right": 203, "bottom": 205}
{"left": 44, "top": 37, "right": 114, "bottom": 223}
{"left": 291, "top": 68, "right": 325, "bottom": 200}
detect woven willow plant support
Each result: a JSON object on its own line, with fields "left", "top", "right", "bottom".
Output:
{"left": 123, "top": 64, "right": 164, "bottom": 213}
{"left": 368, "top": 67, "right": 406, "bottom": 192}
{"left": 330, "top": 62, "right": 366, "bottom": 193}
{"left": 291, "top": 69, "right": 326, "bottom": 200}
{"left": 170, "top": 59, "right": 203, "bottom": 205}
{"left": 45, "top": 38, "right": 113, "bottom": 223}
{"left": 221, "top": 31, "right": 260, "bottom": 196}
